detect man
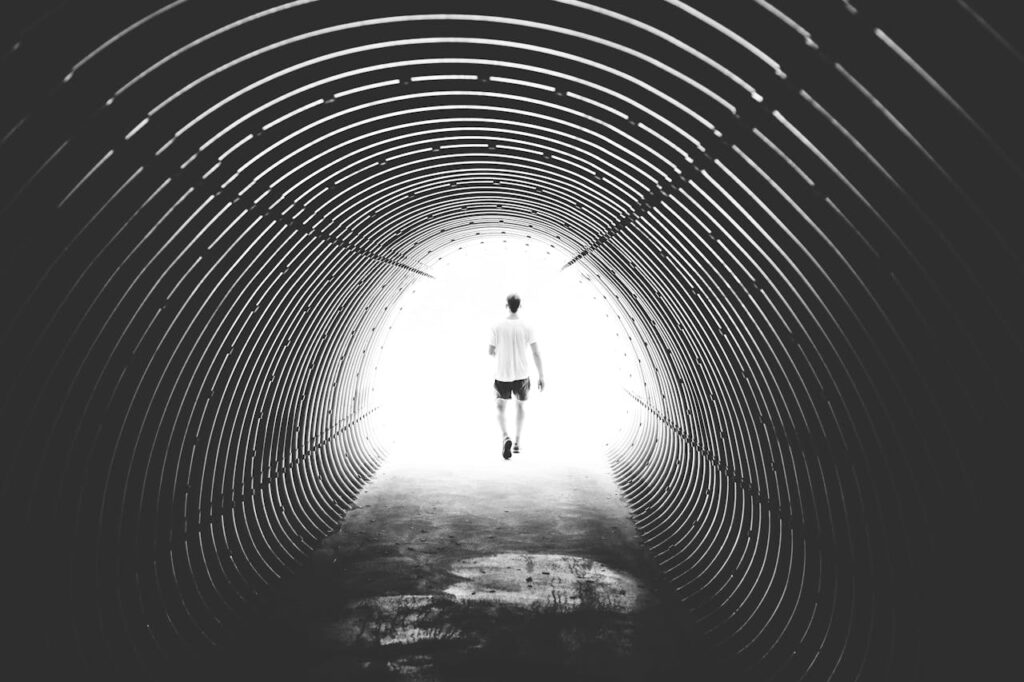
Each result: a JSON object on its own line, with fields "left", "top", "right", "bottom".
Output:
{"left": 489, "top": 293, "right": 545, "bottom": 460}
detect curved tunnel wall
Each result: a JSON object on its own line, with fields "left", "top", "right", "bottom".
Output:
{"left": 1, "top": 1, "right": 1020, "bottom": 680}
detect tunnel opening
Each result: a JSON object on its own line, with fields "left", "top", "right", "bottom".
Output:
{"left": 370, "top": 234, "right": 643, "bottom": 470}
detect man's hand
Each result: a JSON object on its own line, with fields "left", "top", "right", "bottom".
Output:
{"left": 538, "top": 377, "right": 545, "bottom": 391}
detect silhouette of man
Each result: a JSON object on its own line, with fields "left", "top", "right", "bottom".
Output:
{"left": 489, "top": 293, "right": 545, "bottom": 460}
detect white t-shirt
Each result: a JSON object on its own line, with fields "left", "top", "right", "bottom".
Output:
{"left": 490, "top": 318, "right": 536, "bottom": 381}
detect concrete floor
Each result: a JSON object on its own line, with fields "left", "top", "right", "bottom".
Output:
{"left": 234, "top": 444, "right": 733, "bottom": 681}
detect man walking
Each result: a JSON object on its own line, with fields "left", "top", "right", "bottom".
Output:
{"left": 489, "top": 293, "right": 545, "bottom": 460}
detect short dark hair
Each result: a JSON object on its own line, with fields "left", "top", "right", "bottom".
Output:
{"left": 506, "top": 293, "right": 521, "bottom": 313}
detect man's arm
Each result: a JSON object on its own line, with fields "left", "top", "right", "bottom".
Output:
{"left": 531, "top": 341, "right": 545, "bottom": 390}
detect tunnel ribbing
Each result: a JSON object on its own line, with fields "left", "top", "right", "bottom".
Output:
{"left": 1, "top": 1, "right": 1020, "bottom": 680}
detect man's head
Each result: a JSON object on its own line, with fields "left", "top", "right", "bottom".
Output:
{"left": 506, "top": 293, "right": 521, "bottom": 313}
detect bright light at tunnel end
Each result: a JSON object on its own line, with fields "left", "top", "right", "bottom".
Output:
{"left": 370, "top": 235, "right": 643, "bottom": 471}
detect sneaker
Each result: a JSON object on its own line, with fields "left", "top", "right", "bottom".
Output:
{"left": 512, "top": 441, "right": 520, "bottom": 454}
{"left": 502, "top": 436, "right": 512, "bottom": 460}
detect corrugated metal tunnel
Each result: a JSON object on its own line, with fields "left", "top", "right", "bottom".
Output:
{"left": 1, "top": 1, "right": 1020, "bottom": 680}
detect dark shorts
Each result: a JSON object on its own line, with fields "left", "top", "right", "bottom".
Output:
{"left": 494, "top": 377, "right": 530, "bottom": 400}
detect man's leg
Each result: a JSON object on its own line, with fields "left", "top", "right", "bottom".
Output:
{"left": 496, "top": 398, "right": 509, "bottom": 438}
{"left": 497, "top": 398, "right": 513, "bottom": 459}
{"left": 514, "top": 400, "right": 525, "bottom": 444}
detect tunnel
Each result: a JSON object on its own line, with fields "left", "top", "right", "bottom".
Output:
{"left": 1, "top": 1, "right": 1020, "bottom": 680}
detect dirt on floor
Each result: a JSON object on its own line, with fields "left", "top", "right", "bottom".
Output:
{"left": 222, "top": 452, "right": 735, "bottom": 681}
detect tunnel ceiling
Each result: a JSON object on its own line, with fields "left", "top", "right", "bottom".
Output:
{"left": 1, "top": 1, "right": 1021, "bottom": 680}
